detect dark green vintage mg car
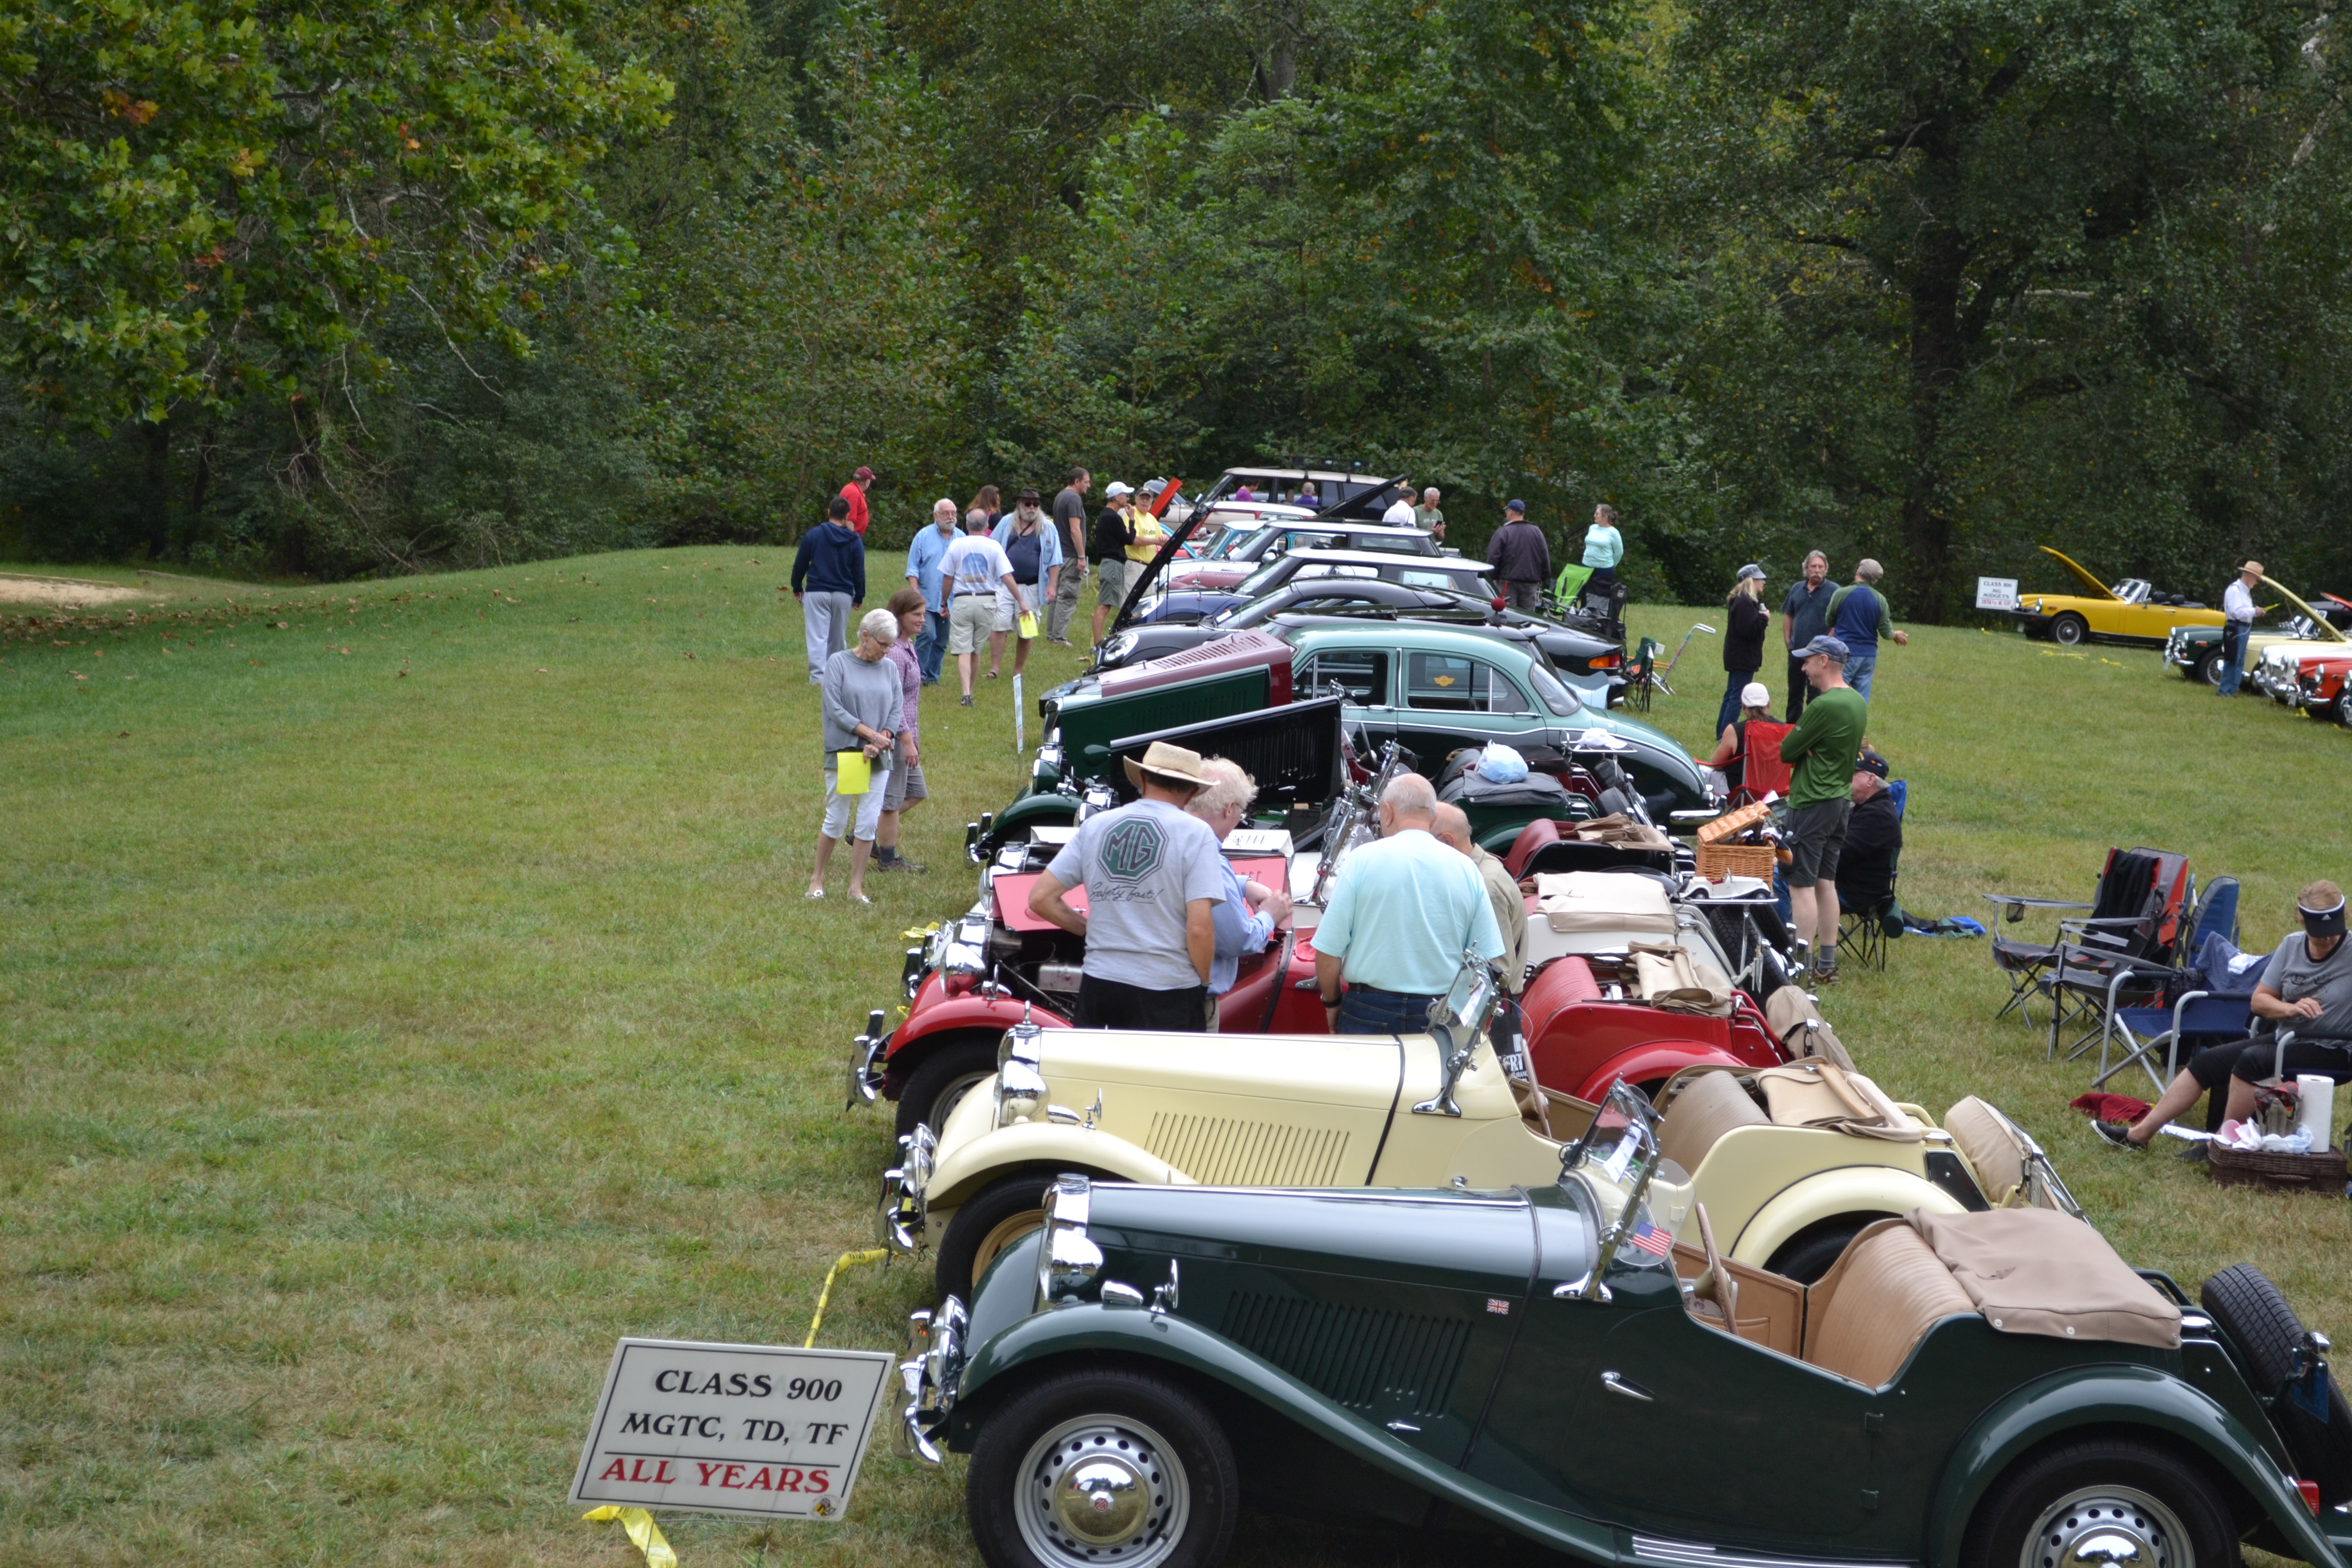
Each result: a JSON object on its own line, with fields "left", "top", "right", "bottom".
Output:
{"left": 899, "top": 1082, "right": 2352, "bottom": 1568}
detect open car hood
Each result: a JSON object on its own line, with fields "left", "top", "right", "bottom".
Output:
{"left": 2036, "top": 545, "right": 2120, "bottom": 603}
{"left": 2260, "top": 575, "right": 2350, "bottom": 643}
{"left": 1107, "top": 473, "right": 1410, "bottom": 641}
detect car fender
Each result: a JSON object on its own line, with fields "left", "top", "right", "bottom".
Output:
{"left": 952, "top": 1302, "right": 1623, "bottom": 1566}
{"left": 986, "top": 792, "right": 1080, "bottom": 846}
{"left": 927, "top": 1121, "right": 1190, "bottom": 1210}
{"left": 1727, "top": 1165, "right": 1965, "bottom": 1269}
{"left": 1560, "top": 1043, "right": 1752, "bottom": 1102}
{"left": 1925, "top": 1364, "right": 2347, "bottom": 1568}
{"left": 885, "top": 995, "right": 1066, "bottom": 1096}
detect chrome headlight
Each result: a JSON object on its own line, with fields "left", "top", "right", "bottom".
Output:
{"left": 1034, "top": 1174, "right": 1104, "bottom": 1310}
{"left": 996, "top": 1060, "right": 1046, "bottom": 1127}
{"left": 1101, "top": 631, "right": 1139, "bottom": 664}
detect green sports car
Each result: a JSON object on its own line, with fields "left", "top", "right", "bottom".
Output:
{"left": 901, "top": 1079, "right": 2352, "bottom": 1568}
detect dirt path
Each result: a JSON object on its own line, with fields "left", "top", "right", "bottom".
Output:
{"left": 0, "top": 573, "right": 162, "bottom": 609}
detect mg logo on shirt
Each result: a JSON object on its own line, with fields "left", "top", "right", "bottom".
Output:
{"left": 1099, "top": 818, "right": 1165, "bottom": 882}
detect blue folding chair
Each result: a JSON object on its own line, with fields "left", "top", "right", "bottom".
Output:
{"left": 2088, "top": 877, "right": 2245, "bottom": 1090}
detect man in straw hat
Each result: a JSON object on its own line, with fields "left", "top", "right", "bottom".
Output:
{"left": 1029, "top": 740, "right": 1231, "bottom": 1030}
{"left": 2217, "top": 557, "right": 2263, "bottom": 696}
{"left": 1313, "top": 774, "right": 1504, "bottom": 1034}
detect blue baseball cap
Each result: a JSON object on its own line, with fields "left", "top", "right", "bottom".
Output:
{"left": 1796, "top": 634, "right": 1849, "bottom": 662}
{"left": 1505, "top": 499, "right": 1528, "bottom": 514}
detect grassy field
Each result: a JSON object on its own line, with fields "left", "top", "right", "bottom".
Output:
{"left": 2, "top": 549, "right": 2347, "bottom": 1568}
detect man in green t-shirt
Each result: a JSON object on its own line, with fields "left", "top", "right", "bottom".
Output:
{"left": 1778, "top": 634, "right": 1870, "bottom": 984}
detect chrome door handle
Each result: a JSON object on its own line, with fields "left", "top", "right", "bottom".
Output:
{"left": 1601, "top": 1371, "right": 1652, "bottom": 1403}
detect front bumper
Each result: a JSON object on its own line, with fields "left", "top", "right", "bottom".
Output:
{"left": 879, "top": 1125, "right": 936, "bottom": 1253}
{"left": 893, "top": 1296, "right": 965, "bottom": 1464}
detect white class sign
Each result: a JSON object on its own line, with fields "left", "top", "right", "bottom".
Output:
{"left": 570, "top": 1339, "right": 893, "bottom": 1521}
{"left": 1976, "top": 577, "right": 2019, "bottom": 611}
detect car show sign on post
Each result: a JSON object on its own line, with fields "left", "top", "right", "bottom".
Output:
{"left": 570, "top": 1339, "right": 893, "bottom": 1522}
{"left": 1976, "top": 577, "right": 2019, "bottom": 611}
{"left": 1012, "top": 673, "right": 1025, "bottom": 754}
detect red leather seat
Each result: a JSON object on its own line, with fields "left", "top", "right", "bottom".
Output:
{"left": 1503, "top": 817, "right": 1563, "bottom": 880}
{"left": 1518, "top": 954, "right": 1601, "bottom": 1039}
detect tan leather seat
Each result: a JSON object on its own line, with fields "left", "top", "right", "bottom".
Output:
{"left": 1943, "top": 1097, "right": 2025, "bottom": 1206}
{"left": 1802, "top": 1220, "right": 1974, "bottom": 1388}
{"left": 1657, "top": 1070, "right": 1769, "bottom": 1174}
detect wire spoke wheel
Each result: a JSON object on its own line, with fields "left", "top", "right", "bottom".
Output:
{"left": 1015, "top": 1413, "right": 1191, "bottom": 1568}
{"left": 2018, "top": 1485, "right": 2190, "bottom": 1568}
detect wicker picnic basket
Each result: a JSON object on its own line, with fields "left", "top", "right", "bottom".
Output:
{"left": 2206, "top": 1141, "right": 2348, "bottom": 1193}
{"left": 1696, "top": 842, "right": 1777, "bottom": 882}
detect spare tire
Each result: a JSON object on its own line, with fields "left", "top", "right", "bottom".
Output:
{"left": 2200, "top": 1263, "right": 2352, "bottom": 1505}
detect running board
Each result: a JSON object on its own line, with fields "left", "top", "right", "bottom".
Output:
{"left": 1628, "top": 1535, "right": 1914, "bottom": 1568}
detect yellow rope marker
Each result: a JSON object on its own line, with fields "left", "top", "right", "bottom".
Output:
{"left": 806, "top": 1248, "right": 891, "bottom": 1348}
{"left": 582, "top": 1505, "right": 679, "bottom": 1568}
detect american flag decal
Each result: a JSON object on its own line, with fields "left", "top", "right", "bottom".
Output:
{"left": 1626, "top": 1217, "right": 1673, "bottom": 1258}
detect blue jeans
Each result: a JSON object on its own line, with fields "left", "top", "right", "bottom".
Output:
{"left": 2217, "top": 622, "right": 2248, "bottom": 695}
{"left": 1716, "top": 669, "right": 1754, "bottom": 740}
{"left": 917, "top": 609, "right": 948, "bottom": 684}
{"left": 1843, "top": 647, "right": 1878, "bottom": 703}
{"left": 1337, "top": 986, "right": 1441, "bottom": 1035}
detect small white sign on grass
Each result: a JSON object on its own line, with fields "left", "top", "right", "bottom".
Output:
{"left": 570, "top": 1339, "right": 893, "bottom": 1522}
{"left": 1976, "top": 577, "right": 2019, "bottom": 611}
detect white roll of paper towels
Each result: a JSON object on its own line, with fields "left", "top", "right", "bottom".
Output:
{"left": 2293, "top": 1074, "right": 2337, "bottom": 1150}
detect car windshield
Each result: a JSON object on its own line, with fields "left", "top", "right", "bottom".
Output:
{"left": 1559, "top": 1080, "right": 1667, "bottom": 1247}
{"left": 1206, "top": 525, "right": 1270, "bottom": 561}
{"left": 1526, "top": 660, "right": 1584, "bottom": 716}
{"left": 1236, "top": 557, "right": 1297, "bottom": 597}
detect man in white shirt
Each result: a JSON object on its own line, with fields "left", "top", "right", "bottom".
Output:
{"left": 2217, "top": 559, "right": 2261, "bottom": 697}
{"left": 1381, "top": 482, "right": 1418, "bottom": 526}
{"left": 940, "top": 512, "right": 1026, "bottom": 706}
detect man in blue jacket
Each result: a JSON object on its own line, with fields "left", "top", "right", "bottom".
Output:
{"left": 903, "top": 498, "right": 958, "bottom": 684}
{"left": 1825, "top": 558, "right": 1909, "bottom": 703}
{"left": 792, "top": 496, "right": 867, "bottom": 683}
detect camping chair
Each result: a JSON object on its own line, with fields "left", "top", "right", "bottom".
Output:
{"left": 2042, "top": 851, "right": 2193, "bottom": 1061}
{"left": 1985, "top": 846, "right": 2158, "bottom": 1024}
{"left": 1623, "top": 636, "right": 1663, "bottom": 713}
{"left": 2086, "top": 878, "right": 2245, "bottom": 1090}
{"left": 1727, "top": 720, "right": 1794, "bottom": 808}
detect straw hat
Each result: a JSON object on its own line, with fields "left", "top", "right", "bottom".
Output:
{"left": 1121, "top": 741, "right": 1210, "bottom": 792}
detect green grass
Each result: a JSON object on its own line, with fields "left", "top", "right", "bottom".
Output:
{"left": 2, "top": 552, "right": 2346, "bottom": 1567}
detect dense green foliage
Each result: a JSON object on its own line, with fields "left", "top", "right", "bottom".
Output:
{"left": 1, "top": 0, "right": 2347, "bottom": 611}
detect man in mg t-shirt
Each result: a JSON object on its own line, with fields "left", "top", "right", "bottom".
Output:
{"left": 1027, "top": 742, "right": 1229, "bottom": 1031}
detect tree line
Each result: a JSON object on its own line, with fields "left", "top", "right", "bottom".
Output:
{"left": 3, "top": 0, "right": 2345, "bottom": 617}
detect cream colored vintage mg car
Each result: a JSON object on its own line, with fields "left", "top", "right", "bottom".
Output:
{"left": 882, "top": 973, "right": 2076, "bottom": 1300}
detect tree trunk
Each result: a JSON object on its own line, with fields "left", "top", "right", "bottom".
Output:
{"left": 1901, "top": 247, "right": 1966, "bottom": 622}
{"left": 142, "top": 418, "right": 172, "bottom": 559}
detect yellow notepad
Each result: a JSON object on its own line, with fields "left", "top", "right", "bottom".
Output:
{"left": 1018, "top": 612, "right": 1039, "bottom": 640}
{"left": 834, "top": 750, "right": 870, "bottom": 795}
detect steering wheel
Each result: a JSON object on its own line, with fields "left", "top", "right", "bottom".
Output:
{"left": 1691, "top": 1203, "right": 1737, "bottom": 1329}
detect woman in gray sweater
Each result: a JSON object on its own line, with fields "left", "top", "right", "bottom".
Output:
{"left": 810, "top": 608, "right": 904, "bottom": 904}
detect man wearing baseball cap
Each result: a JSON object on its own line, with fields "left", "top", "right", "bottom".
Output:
{"left": 1838, "top": 749, "right": 1902, "bottom": 934}
{"left": 1028, "top": 741, "right": 1230, "bottom": 1031}
{"left": 839, "top": 465, "right": 875, "bottom": 535}
{"left": 1778, "top": 633, "right": 1869, "bottom": 983}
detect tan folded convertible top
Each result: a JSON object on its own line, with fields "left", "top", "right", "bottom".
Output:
{"left": 1910, "top": 1208, "right": 2182, "bottom": 1350}
{"left": 1534, "top": 871, "right": 1677, "bottom": 934}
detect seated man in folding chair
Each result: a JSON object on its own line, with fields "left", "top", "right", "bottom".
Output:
{"left": 1837, "top": 751, "right": 1903, "bottom": 948}
{"left": 2097, "top": 881, "right": 2352, "bottom": 1157}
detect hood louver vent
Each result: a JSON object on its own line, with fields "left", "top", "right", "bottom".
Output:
{"left": 1144, "top": 1113, "right": 1354, "bottom": 1187}
{"left": 1219, "top": 1294, "right": 1469, "bottom": 1418}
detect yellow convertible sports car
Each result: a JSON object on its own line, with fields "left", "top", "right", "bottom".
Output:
{"left": 2006, "top": 545, "right": 2227, "bottom": 647}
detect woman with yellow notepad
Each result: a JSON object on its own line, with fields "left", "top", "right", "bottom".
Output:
{"left": 809, "top": 608, "right": 904, "bottom": 905}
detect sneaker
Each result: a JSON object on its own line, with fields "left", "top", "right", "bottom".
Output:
{"left": 877, "top": 856, "right": 927, "bottom": 874}
{"left": 959, "top": 694, "right": 974, "bottom": 707}
{"left": 2176, "top": 1141, "right": 2210, "bottom": 1165}
{"left": 2092, "top": 1120, "right": 2143, "bottom": 1152}
{"left": 1813, "top": 964, "right": 1842, "bottom": 987}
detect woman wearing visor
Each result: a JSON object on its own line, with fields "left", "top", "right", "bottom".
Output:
{"left": 2097, "top": 880, "right": 2352, "bottom": 1155}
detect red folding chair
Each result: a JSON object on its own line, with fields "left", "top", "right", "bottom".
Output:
{"left": 1728, "top": 720, "right": 1794, "bottom": 807}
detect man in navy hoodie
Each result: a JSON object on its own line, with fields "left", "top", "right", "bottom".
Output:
{"left": 792, "top": 496, "right": 867, "bottom": 683}
{"left": 1824, "top": 558, "right": 1909, "bottom": 703}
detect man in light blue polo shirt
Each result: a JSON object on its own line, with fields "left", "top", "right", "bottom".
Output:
{"left": 1314, "top": 773, "right": 1504, "bottom": 1034}
{"left": 903, "top": 498, "right": 957, "bottom": 684}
